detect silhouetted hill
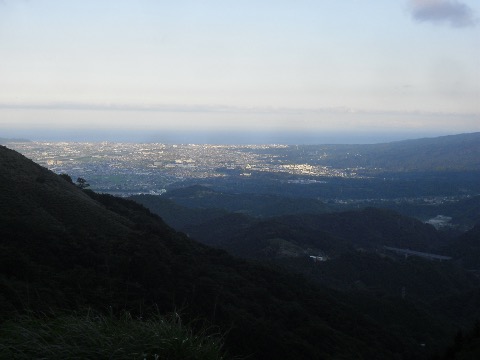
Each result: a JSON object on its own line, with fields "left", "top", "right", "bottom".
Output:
{"left": 0, "top": 137, "right": 31, "bottom": 144}
{"left": 278, "top": 251, "right": 477, "bottom": 306}
{"left": 444, "top": 222, "right": 480, "bottom": 269}
{"left": 129, "top": 193, "right": 229, "bottom": 229}
{"left": 438, "top": 320, "right": 480, "bottom": 359}
{"left": 159, "top": 185, "right": 331, "bottom": 217}
{"left": 1, "top": 145, "right": 447, "bottom": 359}
{"left": 0, "top": 144, "right": 133, "bottom": 241}
{"left": 368, "top": 195, "right": 480, "bottom": 233}
{"left": 441, "top": 196, "right": 480, "bottom": 229}
{"left": 183, "top": 207, "right": 447, "bottom": 259}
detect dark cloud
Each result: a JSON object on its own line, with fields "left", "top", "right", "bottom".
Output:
{"left": 409, "top": 0, "right": 477, "bottom": 28}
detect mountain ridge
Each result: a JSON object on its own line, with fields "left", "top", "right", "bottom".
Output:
{"left": 316, "top": 132, "right": 480, "bottom": 171}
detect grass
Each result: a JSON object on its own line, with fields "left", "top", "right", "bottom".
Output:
{"left": 0, "top": 310, "right": 227, "bottom": 360}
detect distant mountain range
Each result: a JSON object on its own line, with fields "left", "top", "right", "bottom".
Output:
{"left": 310, "top": 132, "right": 480, "bottom": 171}
{"left": 0, "top": 137, "right": 31, "bottom": 144}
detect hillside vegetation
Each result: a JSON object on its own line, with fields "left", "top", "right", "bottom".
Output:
{"left": 0, "top": 311, "right": 225, "bottom": 360}
{"left": 1, "top": 144, "right": 450, "bottom": 359}
{"left": 135, "top": 186, "right": 480, "bottom": 357}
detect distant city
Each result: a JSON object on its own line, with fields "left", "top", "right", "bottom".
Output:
{"left": 8, "top": 141, "right": 359, "bottom": 196}
{"left": 6, "top": 136, "right": 478, "bottom": 224}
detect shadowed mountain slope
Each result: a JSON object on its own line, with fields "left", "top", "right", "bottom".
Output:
{"left": 444, "top": 222, "right": 480, "bottom": 270}
{"left": 129, "top": 193, "right": 229, "bottom": 229}
{"left": 1, "top": 144, "right": 449, "bottom": 359}
{"left": 161, "top": 185, "right": 332, "bottom": 217}
{"left": 182, "top": 207, "right": 447, "bottom": 259}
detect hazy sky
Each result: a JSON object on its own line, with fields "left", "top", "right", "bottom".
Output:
{"left": 0, "top": 0, "right": 479, "bottom": 143}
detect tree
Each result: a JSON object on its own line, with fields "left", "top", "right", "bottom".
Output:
{"left": 76, "top": 177, "right": 90, "bottom": 189}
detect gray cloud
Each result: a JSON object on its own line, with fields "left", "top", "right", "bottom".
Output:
{"left": 409, "top": 0, "right": 477, "bottom": 28}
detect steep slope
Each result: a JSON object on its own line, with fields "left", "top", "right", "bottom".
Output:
{"left": 1, "top": 145, "right": 445, "bottom": 359}
{"left": 0, "top": 143, "right": 132, "bottom": 237}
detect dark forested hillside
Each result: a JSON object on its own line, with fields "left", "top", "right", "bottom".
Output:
{"left": 444, "top": 222, "right": 480, "bottom": 270}
{"left": 158, "top": 184, "right": 331, "bottom": 217}
{"left": 180, "top": 207, "right": 448, "bottom": 259}
{"left": 367, "top": 195, "right": 480, "bottom": 233}
{"left": 129, "top": 192, "right": 229, "bottom": 229}
{"left": 1, "top": 144, "right": 457, "bottom": 359}
{"left": 134, "top": 185, "right": 480, "bottom": 356}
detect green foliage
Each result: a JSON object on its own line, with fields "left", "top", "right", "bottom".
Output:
{"left": 0, "top": 310, "right": 227, "bottom": 360}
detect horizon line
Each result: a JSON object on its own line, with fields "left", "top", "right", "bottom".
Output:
{"left": 2, "top": 130, "right": 477, "bottom": 146}
{"left": 0, "top": 101, "right": 478, "bottom": 118}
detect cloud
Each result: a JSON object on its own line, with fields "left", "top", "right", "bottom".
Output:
{"left": 409, "top": 0, "right": 477, "bottom": 28}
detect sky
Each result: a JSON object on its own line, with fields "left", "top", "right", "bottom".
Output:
{"left": 0, "top": 0, "right": 479, "bottom": 143}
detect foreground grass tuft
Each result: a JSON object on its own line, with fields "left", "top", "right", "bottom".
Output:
{"left": 0, "top": 310, "right": 227, "bottom": 360}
